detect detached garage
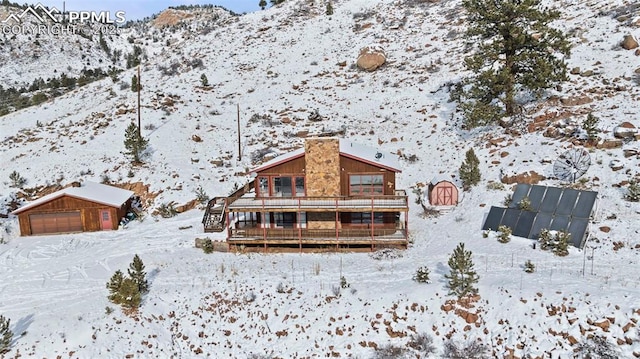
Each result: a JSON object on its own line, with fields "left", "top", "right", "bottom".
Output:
{"left": 11, "top": 182, "right": 133, "bottom": 236}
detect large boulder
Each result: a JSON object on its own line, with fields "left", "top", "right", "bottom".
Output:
{"left": 622, "top": 34, "right": 639, "bottom": 50}
{"left": 356, "top": 46, "right": 386, "bottom": 71}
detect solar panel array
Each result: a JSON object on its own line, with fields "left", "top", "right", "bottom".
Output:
{"left": 482, "top": 184, "right": 597, "bottom": 248}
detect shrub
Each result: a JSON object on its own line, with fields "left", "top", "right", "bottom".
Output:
{"left": 373, "top": 343, "right": 407, "bottom": 359}
{"left": 407, "top": 332, "right": 436, "bottom": 356}
{"left": 0, "top": 314, "right": 12, "bottom": 354}
{"left": 503, "top": 194, "right": 512, "bottom": 206}
{"left": 202, "top": 238, "right": 213, "bottom": 254}
{"left": 157, "top": 202, "right": 177, "bottom": 218}
{"left": 194, "top": 186, "right": 210, "bottom": 204}
{"left": 497, "top": 225, "right": 511, "bottom": 243}
{"left": 553, "top": 231, "right": 570, "bottom": 257}
{"left": 340, "top": 276, "right": 350, "bottom": 289}
{"left": 443, "top": 339, "right": 489, "bottom": 359}
{"left": 576, "top": 335, "right": 619, "bottom": 359}
{"left": 413, "top": 266, "right": 430, "bottom": 283}
{"left": 524, "top": 260, "right": 535, "bottom": 273}
{"left": 200, "top": 73, "right": 209, "bottom": 87}
{"left": 582, "top": 112, "right": 599, "bottom": 142}
{"left": 625, "top": 181, "right": 640, "bottom": 202}
{"left": 518, "top": 196, "right": 532, "bottom": 211}
{"left": 9, "top": 171, "right": 26, "bottom": 188}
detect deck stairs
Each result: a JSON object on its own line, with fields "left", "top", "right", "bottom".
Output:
{"left": 202, "top": 179, "right": 254, "bottom": 232}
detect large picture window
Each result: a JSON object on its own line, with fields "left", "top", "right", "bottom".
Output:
{"left": 258, "top": 176, "right": 305, "bottom": 197}
{"left": 349, "top": 174, "right": 384, "bottom": 196}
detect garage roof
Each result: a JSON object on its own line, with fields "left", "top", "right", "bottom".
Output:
{"left": 11, "top": 182, "right": 134, "bottom": 215}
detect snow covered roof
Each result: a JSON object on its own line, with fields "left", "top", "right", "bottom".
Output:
{"left": 339, "top": 139, "right": 401, "bottom": 172}
{"left": 12, "top": 182, "right": 134, "bottom": 215}
{"left": 429, "top": 175, "right": 459, "bottom": 186}
{"left": 251, "top": 139, "right": 402, "bottom": 174}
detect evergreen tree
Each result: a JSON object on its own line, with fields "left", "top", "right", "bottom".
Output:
{"left": 444, "top": 243, "right": 479, "bottom": 298}
{"left": 123, "top": 122, "right": 148, "bottom": 163}
{"left": 582, "top": 113, "right": 599, "bottom": 142}
{"left": 106, "top": 270, "right": 124, "bottom": 303}
{"left": 553, "top": 231, "right": 570, "bottom": 257}
{"left": 259, "top": 0, "right": 267, "bottom": 10}
{"left": 116, "top": 277, "right": 141, "bottom": 309}
{"left": 131, "top": 75, "right": 138, "bottom": 92}
{"left": 127, "top": 254, "right": 149, "bottom": 294}
{"left": 0, "top": 314, "right": 12, "bottom": 354}
{"left": 326, "top": 1, "right": 334, "bottom": 15}
{"left": 458, "top": 148, "right": 481, "bottom": 191}
{"left": 459, "top": 0, "right": 570, "bottom": 128}
{"left": 200, "top": 73, "right": 209, "bottom": 87}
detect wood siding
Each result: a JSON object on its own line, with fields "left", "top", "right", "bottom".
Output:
{"left": 17, "top": 195, "right": 130, "bottom": 236}
{"left": 256, "top": 156, "right": 305, "bottom": 175}
{"left": 339, "top": 155, "right": 396, "bottom": 196}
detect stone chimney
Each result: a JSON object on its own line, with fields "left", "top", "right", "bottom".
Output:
{"left": 304, "top": 138, "right": 341, "bottom": 197}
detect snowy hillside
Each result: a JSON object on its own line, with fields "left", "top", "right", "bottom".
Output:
{"left": 1, "top": 0, "right": 640, "bottom": 357}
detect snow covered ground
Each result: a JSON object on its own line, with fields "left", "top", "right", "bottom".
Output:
{"left": 1, "top": 0, "right": 639, "bottom": 357}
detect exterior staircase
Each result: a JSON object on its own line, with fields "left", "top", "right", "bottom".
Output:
{"left": 202, "top": 179, "right": 254, "bottom": 233}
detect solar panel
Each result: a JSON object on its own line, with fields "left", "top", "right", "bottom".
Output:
{"left": 501, "top": 208, "right": 522, "bottom": 229}
{"left": 556, "top": 189, "right": 580, "bottom": 216}
{"left": 530, "top": 212, "right": 553, "bottom": 239}
{"left": 527, "top": 185, "right": 547, "bottom": 211}
{"left": 482, "top": 206, "right": 505, "bottom": 231}
{"left": 485, "top": 185, "right": 597, "bottom": 248}
{"left": 550, "top": 215, "right": 570, "bottom": 232}
{"left": 567, "top": 217, "right": 589, "bottom": 248}
{"left": 510, "top": 184, "right": 531, "bottom": 208}
{"left": 539, "top": 187, "right": 562, "bottom": 213}
{"left": 513, "top": 211, "right": 536, "bottom": 238}
{"left": 573, "top": 190, "right": 597, "bottom": 218}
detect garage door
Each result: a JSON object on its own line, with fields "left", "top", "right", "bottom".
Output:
{"left": 29, "top": 212, "right": 82, "bottom": 235}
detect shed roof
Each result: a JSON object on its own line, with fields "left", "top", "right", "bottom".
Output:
{"left": 429, "top": 176, "right": 460, "bottom": 187}
{"left": 12, "top": 182, "right": 134, "bottom": 215}
{"left": 251, "top": 139, "right": 402, "bottom": 174}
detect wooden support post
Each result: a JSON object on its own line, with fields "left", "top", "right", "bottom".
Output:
{"left": 237, "top": 103, "right": 242, "bottom": 160}
{"left": 371, "top": 197, "right": 375, "bottom": 250}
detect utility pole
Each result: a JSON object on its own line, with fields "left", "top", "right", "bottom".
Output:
{"left": 237, "top": 103, "right": 241, "bottom": 160}
{"left": 137, "top": 65, "right": 141, "bottom": 138}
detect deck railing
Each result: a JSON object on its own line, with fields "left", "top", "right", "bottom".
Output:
{"left": 229, "top": 226, "right": 407, "bottom": 241}
{"left": 228, "top": 189, "right": 408, "bottom": 211}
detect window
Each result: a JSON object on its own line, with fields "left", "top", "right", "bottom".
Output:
{"left": 102, "top": 211, "right": 110, "bottom": 220}
{"left": 295, "top": 177, "right": 305, "bottom": 197}
{"left": 351, "top": 212, "right": 384, "bottom": 224}
{"left": 273, "top": 177, "right": 293, "bottom": 197}
{"left": 273, "top": 212, "right": 296, "bottom": 228}
{"left": 258, "top": 177, "right": 269, "bottom": 197}
{"left": 349, "top": 174, "right": 384, "bottom": 195}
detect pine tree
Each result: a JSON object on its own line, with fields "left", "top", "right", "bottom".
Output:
{"left": 200, "top": 73, "right": 209, "bottom": 87}
{"left": 131, "top": 75, "right": 138, "bottom": 92}
{"left": 459, "top": 148, "right": 481, "bottom": 191}
{"left": 459, "top": 0, "right": 570, "bottom": 128}
{"left": 106, "top": 270, "right": 124, "bottom": 303}
{"left": 0, "top": 314, "right": 12, "bottom": 354}
{"left": 117, "top": 278, "right": 141, "bottom": 309}
{"left": 582, "top": 113, "right": 600, "bottom": 142}
{"left": 497, "top": 225, "right": 511, "bottom": 243}
{"left": 128, "top": 254, "right": 148, "bottom": 294}
{"left": 326, "top": 1, "right": 334, "bottom": 15}
{"left": 259, "top": 0, "right": 267, "bottom": 10}
{"left": 123, "top": 122, "right": 148, "bottom": 163}
{"left": 524, "top": 260, "right": 535, "bottom": 273}
{"left": 553, "top": 231, "right": 570, "bottom": 257}
{"left": 444, "top": 243, "right": 479, "bottom": 298}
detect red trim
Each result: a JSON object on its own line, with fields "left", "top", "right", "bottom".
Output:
{"left": 340, "top": 152, "right": 401, "bottom": 172}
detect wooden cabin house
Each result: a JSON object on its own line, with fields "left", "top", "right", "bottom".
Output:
{"left": 12, "top": 182, "right": 133, "bottom": 236}
{"left": 204, "top": 138, "right": 409, "bottom": 252}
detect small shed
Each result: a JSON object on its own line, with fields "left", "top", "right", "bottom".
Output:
{"left": 11, "top": 182, "right": 134, "bottom": 236}
{"left": 428, "top": 176, "right": 459, "bottom": 206}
